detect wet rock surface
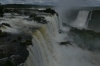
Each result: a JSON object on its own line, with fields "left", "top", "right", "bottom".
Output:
{"left": 0, "top": 30, "right": 32, "bottom": 66}
{"left": 60, "top": 41, "right": 71, "bottom": 45}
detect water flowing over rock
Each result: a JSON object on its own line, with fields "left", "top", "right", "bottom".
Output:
{"left": 0, "top": 5, "right": 100, "bottom": 66}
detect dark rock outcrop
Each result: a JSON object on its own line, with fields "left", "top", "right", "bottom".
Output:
{"left": 60, "top": 41, "right": 71, "bottom": 45}
{"left": 1, "top": 23, "right": 11, "bottom": 27}
{"left": 0, "top": 30, "right": 32, "bottom": 66}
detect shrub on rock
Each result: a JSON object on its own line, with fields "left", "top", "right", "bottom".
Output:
{"left": 29, "top": 14, "right": 37, "bottom": 18}
{"left": 29, "top": 14, "right": 48, "bottom": 24}
{"left": 39, "top": 8, "right": 56, "bottom": 15}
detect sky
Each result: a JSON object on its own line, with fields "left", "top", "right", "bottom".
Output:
{"left": 0, "top": 0, "right": 100, "bottom": 6}
{"left": 0, "top": 0, "right": 58, "bottom": 5}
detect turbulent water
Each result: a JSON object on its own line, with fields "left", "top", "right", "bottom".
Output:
{"left": 1, "top": 7, "right": 100, "bottom": 66}
{"left": 23, "top": 9, "right": 100, "bottom": 66}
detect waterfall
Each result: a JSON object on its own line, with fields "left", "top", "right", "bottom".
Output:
{"left": 86, "top": 11, "right": 92, "bottom": 27}
{"left": 45, "top": 15, "right": 59, "bottom": 37}
{"left": 24, "top": 10, "right": 100, "bottom": 66}
{"left": 70, "top": 10, "right": 89, "bottom": 29}
{"left": 2, "top": 10, "right": 100, "bottom": 66}
{"left": 1, "top": 7, "right": 100, "bottom": 66}
{"left": 24, "top": 14, "right": 61, "bottom": 66}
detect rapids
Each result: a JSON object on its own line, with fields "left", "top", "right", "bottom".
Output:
{"left": 1, "top": 9, "right": 100, "bottom": 66}
{"left": 23, "top": 10, "right": 100, "bottom": 66}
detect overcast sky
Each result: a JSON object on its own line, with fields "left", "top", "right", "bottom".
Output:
{"left": 0, "top": 0, "right": 57, "bottom": 4}
{"left": 0, "top": 0, "right": 100, "bottom": 6}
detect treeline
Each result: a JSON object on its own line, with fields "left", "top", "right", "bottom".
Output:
{"left": 38, "top": 8, "right": 57, "bottom": 15}
{"left": 0, "top": 4, "right": 57, "bottom": 18}
{"left": 0, "top": 4, "right": 53, "bottom": 8}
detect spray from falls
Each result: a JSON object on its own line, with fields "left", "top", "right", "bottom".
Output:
{"left": 24, "top": 14, "right": 62, "bottom": 66}
{"left": 3, "top": 8, "right": 100, "bottom": 66}
{"left": 23, "top": 11, "right": 100, "bottom": 66}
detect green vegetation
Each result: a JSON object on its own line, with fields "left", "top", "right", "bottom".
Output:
{"left": 17, "top": 36, "right": 22, "bottom": 40}
{"left": 29, "top": 14, "right": 37, "bottom": 18}
{"left": 29, "top": 14, "right": 48, "bottom": 24}
{"left": 43, "top": 8, "right": 56, "bottom": 14}
{"left": 1, "top": 4, "right": 53, "bottom": 8}
{"left": 4, "top": 60, "right": 14, "bottom": 66}
{"left": 70, "top": 28, "right": 100, "bottom": 37}
{"left": 88, "top": 10, "right": 100, "bottom": 32}
{"left": 11, "top": 39, "right": 17, "bottom": 42}
{"left": 0, "top": 59, "right": 14, "bottom": 66}
{"left": 39, "top": 8, "right": 57, "bottom": 15}
{"left": 0, "top": 30, "right": 8, "bottom": 37}
{"left": 0, "top": 49, "right": 6, "bottom": 58}
{"left": 33, "top": 16, "right": 47, "bottom": 24}
{"left": 91, "top": 10, "right": 100, "bottom": 19}
{"left": 70, "top": 28, "right": 100, "bottom": 51}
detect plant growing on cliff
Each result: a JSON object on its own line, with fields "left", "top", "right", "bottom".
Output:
{"left": 29, "top": 14, "right": 48, "bottom": 24}
{"left": 39, "top": 8, "right": 57, "bottom": 15}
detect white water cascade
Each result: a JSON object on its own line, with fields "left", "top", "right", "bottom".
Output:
{"left": 24, "top": 14, "right": 63, "bottom": 66}
{"left": 1, "top": 9, "right": 100, "bottom": 66}
{"left": 23, "top": 12, "right": 100, "bottom": 66}
{"left": 70, "top": 10, "right": 89, "bottom": 29}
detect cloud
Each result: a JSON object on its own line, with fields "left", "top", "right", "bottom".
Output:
{"left": 0, "top": 0, "right": 58, "bottom": 4}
